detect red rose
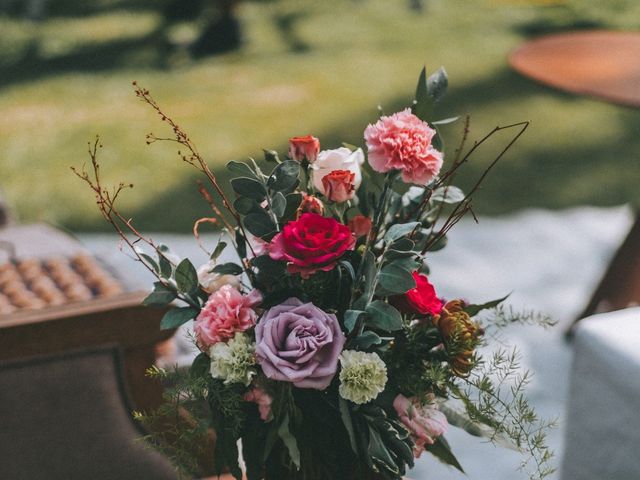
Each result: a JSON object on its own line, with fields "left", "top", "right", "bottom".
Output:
{"left": 289, "top": 135, "right": 320, "bottom": 163}
{"left": 321, "top": 170, "right": 355, "bottom": 203}
{"left": 269, "top": 213, "right": 355, "bottom": 279}
{"left": 296, "top": 194, "right": 324, "bottom": 218}
{"left": 349, "top": 215, "right": 372, "bottom": 238}
{"left": 396, "top": 272, "right": 443, "bottom": 316}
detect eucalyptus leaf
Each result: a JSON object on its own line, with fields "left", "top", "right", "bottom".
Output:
{"left": 432, "top": 116, "right": 460, "bottom": 125}
{"left": 344, "top": 309, "right": 364, "bottom": 333}
{"left": 160, "top": 307, "right": 199, "bottom": 329}
{"left": 361, "top": 250, "right": 377, "bottom": 301}
{"left": 212, "top": 262, "right": 243, "bottom": 275}
{"left": 413, "top": 66, "right": 430, "bottom": 121}
{"left": 139, "top": 253, "right": 159, "bottom": 273}
{"left": 244, "top": 212, "right": 277, "bottom": 238}
{"left": 271, "top": 191, "right": 287, "bottom": 218}
{"left": 365, "top": 301, "right": 403, "bottom": 331}
{"left": 231, "top": 177, "right": 266, "bottom": 201}
{"left": 427, "top": 66, "right": 448, "bottom": 103}
{"left": 267, "top": 160, "right": 300, "bottom": 191}
{"left": 210, "top": 241, "right": 227, "bottom": 261}
{"left": 277, "top": 413, "right": 301, "bottom": 468}
{"left": 175, "top": 258, "right": 199, "bottom": 294}
{"left": 235, "top": 229, "right": 247, "bottom": 258}
{"left": 156, "top": 257, "right": 171, "bottom": 280}
{"left": 389, "top": 237, "right": 415, "bottom": 252}
{"left": 384, "top": 222, "right": 420, "bottom": 243}
{"left": 431, "top": 186, "right": 465, "bottom": 204}
{"left": 354, "top": 330, "right": 382, "bottom": 349}
{"left": 339, "top": 398, "right": 359, "bottom": 455}
{"left": 189, "top": 352, "right": 210, "bottom": 378}
{"left": 378, "top": 264, "right": 416, "bottom": 294}
{"left": 283, "top": 193, "right": 303, "bottom": 220}
{"left": 227, "top": 160, "right": 257, "bottom": 178}
{"left": 142, "top": 282, "right": 176, "bottom": 307}
{"left": 234, "top": 196, "right": 260, "bottom": 215}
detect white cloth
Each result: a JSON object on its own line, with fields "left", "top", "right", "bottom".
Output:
{"left": 561, "top": 307, "right": 640, "bottom": 480}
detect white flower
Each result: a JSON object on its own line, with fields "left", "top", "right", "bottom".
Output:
{"left": 197, "top": 260, "right": 241, "bottom": 294}
{"left": 338, "top": 350, "right": 387, "bottom": 404}
{"left": 311, "top": 147, "right": 364, "bottom": 196}
{"left": 209, "top": 332, "right": 257, "bottom": 386}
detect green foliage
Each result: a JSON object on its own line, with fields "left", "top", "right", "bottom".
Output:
{"left": 160, "top": 307, "right": 199, "bottom": 329}
{"left": 451, "top": 348, "right": 557, "bottom": 480}
{"left": 175, "top": 258, "right": 199, "bottom": 294}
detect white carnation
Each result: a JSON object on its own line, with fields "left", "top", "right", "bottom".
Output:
{"left": 209, "top": 332, "right": 257, "bottom": 386}
{"left": 338, "top": 350, "right": 387, "bottom": 404}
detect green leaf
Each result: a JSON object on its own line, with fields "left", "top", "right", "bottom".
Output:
{"left": 432, "top": 186, "right": 465, "bottom": 204}
{"left": 283, "top": 193, "right": 303, "bottom": 220}
{"left": 267, "top": 160, "right": 300, "bottom": 192}
{"left": 365, "top": 301, "right": 403, "bottom": 331}
{"left": 427, "top": 67, "right": 448, "bottom": 103}
{"left": 277, "top": 413, "right": 301, "bottom": 468}
{"left": 361, "top": 250, "right": 377, "bottom": 301}
{"left": 160, "top": 307, "right": 199, "bottom": 329}
{"left": 389, "top": 256, "right": 421, "bottom": 273}
{"left": 428, "top": 436, "right": 465, "bottom": 473}
{"left": 413, "top": 66, "right": 429, "bottom": 121}
{"left": 384, "top": 222, "right": 420, "bottom": 243}
{"left": 344, "top": 309, "right": 364, "bottom": 333}
{"left": 139, "top": 253, "right": 159, "bottom": 273}
{"left": 339, "top": 260, "right": 356, "bottom": 281}
{"left": 227, "top": 160, "right": 257, "bottom": 178}
{"left": 210, "top": 241, "right": 227, "bottom": 261}
{"left": 464, "top": 294, "right": 510, "bottom": 316}
{"left": 234, "top": 196, "right": 261, "bottom": 215}
{"left": 339, "top": 398, "right": 359, "bottom": 455}
{"left": 271, "top": 191, "right": 287, "bottom": 218}
{"left": 235, "top": 229, "right": 247, "bottom": 258}
{"left": 189, "top": 352, "right": 210, "bottom": 378}
{"left": 142, "top": 282, "right": 176, "bottom": 307}
{"left": 389, "top": 237, "right": 415, "bottom": 252}
{"left": 368, "top": 425, "right": 400, "bottom": 476}
{"left": 244, "top": 212, "right": 277, "bottom": 238}
{"left": 378, "top": 264, "right": 416, "bottom": 294}
{"left": 212, "top": 262, "right": 243, "bottom": 275}
{"left": 175, "top": 258, "right": 199, "bottom": 294}
{"left": 231, "top": 177, "right": 266, "bottom": 201}
{"left": 158, "top": 254, "right": 172, "bottom": 279}
{"left": 353, "top": 330, "right": 382, "bottom": 349}
{"left": 432, "top": 116, "right": 459, "bottom": 125}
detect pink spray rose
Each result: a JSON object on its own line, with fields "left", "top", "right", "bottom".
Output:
{"left": 364, "top": 108, "right": 443, "bottom": 185}
{"left": 255, "top": 298, "right": 346, "bottom": 390}
{"left": 393, "top": 394, "right": 448, "bottom": 458}
{"left": 289, "top": 135, "right": 320, "bottom": 163}
{"left": 269, "top": 213, "right": 355, "bottom": 279}
{"left": 193, "top": 285, "right": 262, "bottom": 348}
{"left": 321, "top": 169, "right": 356, "bottom": 203}
{"left": 244, "top": 386, "right": 273, "bottom": 422}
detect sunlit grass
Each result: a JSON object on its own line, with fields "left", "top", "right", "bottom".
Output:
{"left": 1, "top": 0, "right": 639, "bottom": 231}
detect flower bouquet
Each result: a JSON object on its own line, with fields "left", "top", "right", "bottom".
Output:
{"left": 75, "top": 67, "right": 554, "bottom": 480}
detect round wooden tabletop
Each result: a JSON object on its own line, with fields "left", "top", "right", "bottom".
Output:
{"left": 509, "top": 30, "right": 640, "bottom": 107}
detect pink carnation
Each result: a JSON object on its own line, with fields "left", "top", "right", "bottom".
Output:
{"left": 364, "top": 108, "right": 443, "bottom": 185}
{"left": 244, "top": 386, "right": 273, "bottom": 422}
{"left": 193, "top": 285, "right": 262, "bottom": 348}
{"left": 393, "top": 394, "right": 448, "bottom": 458}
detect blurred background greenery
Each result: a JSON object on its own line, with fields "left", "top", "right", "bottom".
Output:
{"left": 1, "top": 0, "right": 639, "bottom": 231}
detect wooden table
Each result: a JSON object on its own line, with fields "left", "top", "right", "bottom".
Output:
{"left": 510, "top": 30, "right": 640, "bottom": 108}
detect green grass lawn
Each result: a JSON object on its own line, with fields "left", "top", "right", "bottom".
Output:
{"left": 1, "top": 0, "right": 640, "bottom": 231}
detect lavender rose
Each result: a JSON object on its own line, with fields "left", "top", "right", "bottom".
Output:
{"left": 255, "top": 298, "right": 346, "bottom": 390}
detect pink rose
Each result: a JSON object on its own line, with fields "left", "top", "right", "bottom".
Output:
{"left": 321, "top": 170, "right": 356, "bottom": 203}
{"left": 364, "top": 108, "right": 443, "bottom": 185}
{"left": 269, "top": 213, "right": 355, "bottom": 279}
{"left": 348, "top": 215, "right": 372, "bottom": 238}
{"left": 296, "top": 194, "right": 324, "bottom": 218}
{"left": 289, "top": 135, "right": 320, "bottom": 163}
{"left": 393, "top": 394, "right": 448, "bottom": 458}
{"left": 244, "top": 386, "right": 273, "bottom": 422}
{"left": 193, "top": 285, "right": 262, "bottom": 348}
